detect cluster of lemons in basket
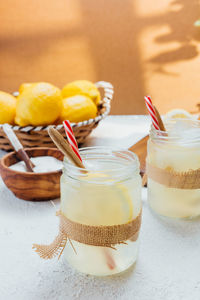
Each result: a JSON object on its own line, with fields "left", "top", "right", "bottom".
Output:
{"left": 0, "top": 80, "right": 100, "bottom": 126}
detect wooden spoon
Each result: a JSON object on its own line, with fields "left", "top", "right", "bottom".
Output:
{"left": 48, "top": 127, "right": 85, "bottom": 169}
{"left": 154, "top": 105, "right": 166, "bottom": 132}
{"left": 3, "top": 124, "right": 35, "bottom": 172}
{"left": 48, "top": 126, "right": 116, "bottom": 270}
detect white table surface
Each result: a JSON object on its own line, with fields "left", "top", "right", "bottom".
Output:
{"left": 1, "top": 116, "right": 200, "bottom": 300}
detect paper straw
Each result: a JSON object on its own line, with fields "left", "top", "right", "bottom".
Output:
{"left": 63, "top": 120, "right": 82, "bottom": 162}
{"left": 63, "top": 120, "right": 116, "bottom": 270}
{"left": 144, "top": 96, "right": 160, "bottom": 130}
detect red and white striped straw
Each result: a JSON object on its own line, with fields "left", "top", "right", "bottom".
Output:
{"left": 144, "top": 96, "right": 160, "bottom": 130}
{"left": 63, "top": 120, "right": 116, "bottom": 270}
{"left": 63, "top": 120, "right": 83, "bottom": 162}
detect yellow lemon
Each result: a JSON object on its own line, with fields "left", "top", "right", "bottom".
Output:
{"left": 62, "top": 80, "right": 101, "bottom": 105}
{"left": 58, "top": 95, "right": 97, "bottom": 123}
{"left": 116, "top": 182, "right": 133, "bottom": 222}
{"left": 0, "top": 91, "right": 17, "bottom": 124}
{"left": 165, "top": 109, "right": 194, "bottom": 120}
{"left": 15, "top": 82, "right": 62, "bottom": 126}
{"left": 79, "top": 182, "right": 133, "bottom": 225}
{"left": 62, "top": 172, "right": 133, "bottom": 226}
{"left": 18, "top": 83, "right": 33, "bottom": 94}
{"left": 84, "top": 173, "right": 133, "bottom": 222}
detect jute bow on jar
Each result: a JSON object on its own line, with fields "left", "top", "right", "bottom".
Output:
{"left": 33, "top": 210, "right": 142, "bottom": 260}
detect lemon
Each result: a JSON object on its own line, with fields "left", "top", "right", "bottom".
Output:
{"left": 62, "top": 80, "right": 101, "bottom": 105}
{"left": 165, "top": 109, "right": 194, "bottom": 120}
{"left": 15, "top": 82, "right": 62, "bottom": 126}
{"left": 86, "top": 183, "right": 133, "bottom": 225}
{"left": 62, "top": 173, "right": 133, "bottom": 226}
{"left": 58, "top": 95, "right": 97, "bottom": 123}
{"left": 18, "top": 83, "right": 33, "bottom": 94}
{"left": 0, "top": 91, "right": 17, "bottom": 124}
{"left": 116, "top": 182, "right": 133, "bottom": 222}
{"left": 83, "top": 173, "right": 133, "bottom": 224}
{"left": 82, "top": 173, "right": 133, "bottom": 223}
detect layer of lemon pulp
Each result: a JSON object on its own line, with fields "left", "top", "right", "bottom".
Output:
{"left": 165, "top": 109, "right": 194, "bottom": 120}
{"left": 62, "top": 172, "right": 133, "bottom": 226}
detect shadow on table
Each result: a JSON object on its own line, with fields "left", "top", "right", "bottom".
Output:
{"left": 149, "top": 206, "right": 200, "bottom": 238}
{"left": 0, "top": 179, "right": 60, "bottom": 218}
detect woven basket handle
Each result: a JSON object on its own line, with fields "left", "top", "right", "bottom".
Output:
{"left": 95, "top": 81, "right": 114, "bottom": 107}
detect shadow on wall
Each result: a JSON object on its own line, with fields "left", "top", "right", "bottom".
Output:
{"left": 0, "top": 0, "right": 200, "bottom": 114}
{"left": 0, "top": 0, "right": 145, "bottom": 114}
{"left": 147, "top": 0, "right": 200, "bottom": 75}
{"left": 77, "top": 0, "right": 146, "bottom": 114}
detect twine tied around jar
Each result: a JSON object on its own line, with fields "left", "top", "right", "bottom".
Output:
{"left": 147, "top": 162, "right": 200, "bottom": 189}
{"left": 33, "top": 126, "right": 142, "bottom": 261}
{"left": 33, "top": 210, "right": 142, "bottom": 260}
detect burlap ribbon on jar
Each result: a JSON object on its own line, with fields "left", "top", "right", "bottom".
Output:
{"left": 33, "top": 210, "right": 142, "bottom": 260}
{"left": 147, "top": 162, "right": 200, "bottom": 189}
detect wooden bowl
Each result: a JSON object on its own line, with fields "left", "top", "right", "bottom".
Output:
{"left": 0, "top": 147, "right": 64, "bottom": 201}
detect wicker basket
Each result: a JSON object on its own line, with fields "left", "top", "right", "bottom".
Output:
{"left": 0, "top": 81, "right": 113, "bottom": 151}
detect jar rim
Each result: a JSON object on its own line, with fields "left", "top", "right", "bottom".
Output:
{"left": 63, "top": 146, "right": 140, "bottom": 182}
{"left": 150, "top": 118, "right": 200, "bottom": 145}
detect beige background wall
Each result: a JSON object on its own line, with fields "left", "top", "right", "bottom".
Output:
{"left": 0, "top": 0, "right": 200, "bottom": 114}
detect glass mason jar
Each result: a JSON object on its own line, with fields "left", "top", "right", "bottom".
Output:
{"left": 60, "top": 147, "right": 142, "bottom": 276}
{"left": 147, "top": 119, "right": 200, "bottom": 219}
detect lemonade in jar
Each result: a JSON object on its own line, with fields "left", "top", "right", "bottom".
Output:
{"left": 60, "top": 147, "right": 142, "bottom": 276}
{"left": 147, "top": 119, "right": 200, "bottom": 219}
